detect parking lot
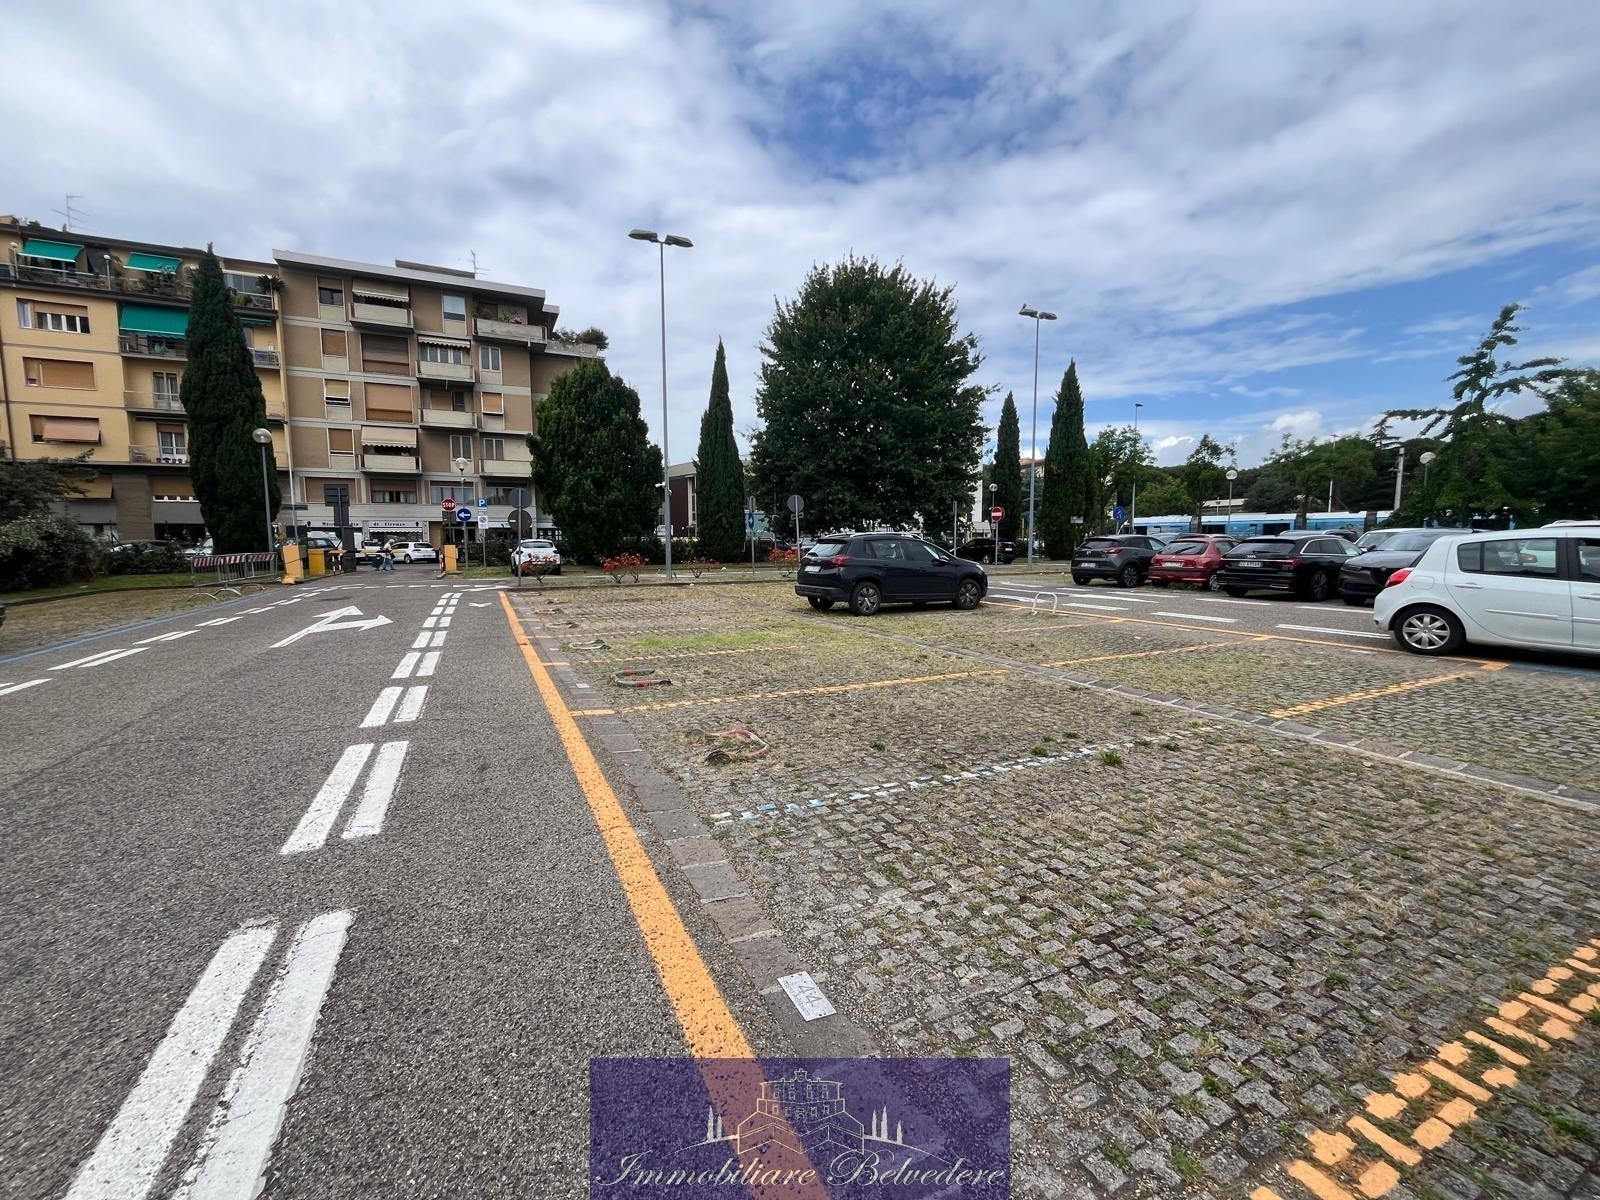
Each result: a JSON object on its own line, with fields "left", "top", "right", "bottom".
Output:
{"left": 515, "top": 578, "right": 1600, "bottom": 1200}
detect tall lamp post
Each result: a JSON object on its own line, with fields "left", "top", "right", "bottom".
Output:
{"left": 1018, "top": 305, "right": 1057, "bottom": 564}
{"left": 629, "top": 228, "right": 693, "bottom": 578}
{"left": 453, "top": 455, "right": 471, "bottom": 566}
{"left": 1225, "top": 468, "right": 1238, "bottom": 534}
{"left": 251, "top": 428, "right": 274, "bottom": 553}
{"left": 987, "top": 479, "right": 998, "bottom": 562}
{"left": 1130, "top": 402, "right": 1145, "bottom": 531}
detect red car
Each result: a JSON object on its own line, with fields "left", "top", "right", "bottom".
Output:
{"left": 1147, "top": 534, "right": 1239, "bottom": 591}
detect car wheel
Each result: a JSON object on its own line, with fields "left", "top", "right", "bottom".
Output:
{"left": 983, "top": 553, "right": 994, "bottom": 565}
{"left": 1072, "top": 575, "right": 1090, "bottom": 586}
{"left": 954, "top": 578, "right": 982, "bottom": 610}
{"left": 1393, "top": 606, "right": 1464, "bottom": 655}
{"left": 807, "top": 596, "right": 834, "bottom": 611}
{"left": 1304, "top": 569, "right": 1332, "bottom": 602}
{"left": 849, "top": 581, "right": 882, "bottom": 616}
{"left": 1116, "top": 563, "right": 1140, "bottom": 588}
{"left": 1342, "top": 596, "right": 1366, "bottom": 607}
{"left": 403, "top": 555, "right": 412, "bottom": 564}
{"left": 1205, "top": 572, "right": 1225, "bottom": 592}
{"left": 1223, "top": 586, "right": 1249, "bottom": 597}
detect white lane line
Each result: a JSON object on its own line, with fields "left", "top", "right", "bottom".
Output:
{"left": 360, "top": 687, "right": 403, "bottom": 728}
{"left": 50, "top": 647, "right": 148, "bottom": 670}
{"left": 137, "top": 630, "right": 198, "bottom": 644}
{"left": 342, "top": 741, "right": 408, "bottom": 840}
{"left": 415, "top": 651, "right": 440, "bottom": 677}
{"left": 0, "top": 678, "right": 50, "bottom": 696}
{"left": 434, "top": 616, "right": 452, "bottom": 628}
{"left": 395, "top": 685, "right": 428, "bottom": 723}
{"left": 196, "top": 617, "right": 245, "bottom": 627}
{"left": 180, "top": 911, "right": 353, "bottom": 1200}
{"left": 392, "top": 653, "right": 420, "bottom": 679}
{"left": 64, "top": 925, "right": 277, "bottom": 1200}
{"left": 430, "top": 631, "right": 447, "bottom": 648}
{"left": 1187, "top": 595, "right": 1270, "bottom": 606}
{"left": 422, "top": 617, "right": 438, "bottom": 629}
{"left": 1063, "top": 602, "right": 1128, "bottom": 612}
{"left": 1296, "top": 604, "right": 1365, "bottom": 613}
{"left": 1152, "top": 611, "right": 1237, "bottom": 623}
{"left": 242, "top": 607, "right": 275, "bottom": 614}
{"left": 1277, "top": 623, "right": 1390, "bottom": 640}
{"left": 989, "top": 592, "right": 1039, "bottom": 603}
{"left": 410, "top": 632, "right": 430, "bottom": 649}
{"left": 280, "top": 744, "right": 374, "bottom": 855}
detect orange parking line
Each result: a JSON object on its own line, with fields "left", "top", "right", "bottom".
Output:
{"left": 1266, "top": 670, "right": 1479, "bottom": 719}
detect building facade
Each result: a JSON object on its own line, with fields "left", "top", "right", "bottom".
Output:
{"left": 0, "top": 217, "right": 594, "bottom": 546}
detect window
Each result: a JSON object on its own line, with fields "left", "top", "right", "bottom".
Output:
{"left": 324, "top": 379, "right": 351, "bottom": 406}
{"left": 480, "top": 390, "right": 504, "bottom": 415}
{"left": 320, "top": 329, "right": 347, "bottom": 359}
{"left": 484, "top": 485, "right": 519, "bottom": 506}
{"left": 153, "top": 372, "right": 181, "bottom": 402}
{"left": 30, "top": 415, "right": 101, "bottom": 443}
{"left": 429, "top": 482, "right": 476, "bottom": 506}
{"left": 479, "top": 345, "right": 502, "bottom": 372}
{"left": 318, "top": 280, "right": 345, "bottom": 307}
{"left": 483, "top": 437, "right": 506, "bottom": 460}
{"left": 364, "top": 382, "right": 414, "bottom": 421}
{"left": 157, "top": 429, "right": 187, "bottom": 458}
{"left": 1457, "top": 537, "right": 1559, "bottom": 577}
{"left": 323, "top": 484, "right": 350, "bottom": 506}
{"left": 223, "top": 271, "right": 267, "bottom": 297}
{"left": 362, "top": 333, "right": 410, "bottom": 375}
{"left": 867, "top": 537, "right": 906, "bottom": 560}
{"left": 449, "top": 434, "right": 474, "bottom": 460}
{"left": 449, "top": 392, "right": 468, "bottom": 412}
{"left": 371, "top": 487, "right": 417, "bottom": 504}
{"left": 328, "top": 428, "right": 356, "bottom": 458}
{"left": 1578, "top": 539, "right": 1600, "bottom": 582}
{"left": 23, "top": 357, "right": 96, "bottom": 388}
{"left": 421, "top": 342, "right": 467, "bottom": 365}
{"left": 442, "top": 294, "right": 467, "bottom": 321}
{"left": 16, "top": 299, "right": 31, "bottom": 328}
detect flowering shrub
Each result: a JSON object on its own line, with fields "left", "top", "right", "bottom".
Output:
{"left": 768, "top": 547, "right": 798, "bottom": 565}
{"left": 687, "top": 558, "right": 719, "bottom": 578}
{"left": 601, "top": 551, "right": 646, "bottom": 583}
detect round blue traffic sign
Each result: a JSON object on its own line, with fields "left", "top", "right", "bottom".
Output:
{"left": 1112, "top": 505, "right": 1127, "bottom": 522}
{"left": 455, "top": 508, "right": 476, "bottom": 524}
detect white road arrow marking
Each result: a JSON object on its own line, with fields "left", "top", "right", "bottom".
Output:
{"left": 271, "top": 606, "right": 392, "bottom": 648}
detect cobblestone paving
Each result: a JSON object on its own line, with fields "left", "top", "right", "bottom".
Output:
{"left": 529, "top": 583, "right": 1600, "bottom": 1198}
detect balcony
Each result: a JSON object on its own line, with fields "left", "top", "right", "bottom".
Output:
{"left": 130, "top": 445, "right": 190, "bottom": 465}
{"left": 420, "top": 408, "right": 475, "bottom": 428}
{"left": 482, "top": 445, "right": 533, "bottom": 473}
{"left": 251, "top": 347, "right": 280, "bottom": 367}
{"left": 474, "top": 316, "right": 546, "bottom": 345}
{"left": 416, "top": 358, "right": 473, "bottom": 383}
{"left": 350, "top": 301, "right": 413, "bottom": 329}
{"left": 124, "top": 390, "right": 185, "bottom": 415}
{"left": 363, "top": 453, "right": 418, "bottom": 472}
{"left": 120, "top": 333, "right": 186, "bottom": 360}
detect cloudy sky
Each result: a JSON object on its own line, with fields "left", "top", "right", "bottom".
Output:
{"left": 5, "top": 0, "right": 1599, "bottom": 466}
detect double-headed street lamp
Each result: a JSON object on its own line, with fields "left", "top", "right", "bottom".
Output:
{"left": 630, "top": 228, "right": 693, "bottom": 578}
{"left": 1018, "top": 305, "right": 1057, "bottom": 564}
{"left": 251, "top": 427, "right": 274, "bottom": 553}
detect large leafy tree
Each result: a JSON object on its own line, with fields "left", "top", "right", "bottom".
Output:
{"left": 531, "top": 359, "right": 662, "bottom": 562}
{"left": 694, "top": 339, "right": 746, "bottom": 560}
{"left": 1038, "top": 362, "right": 1096, "bottom": 556}
{"left": 747, "top": 256, "right": 986, "bottom": 530}
{"left": 993, "top": 393, "right": 1023, "bottom": 542}
{"left": 1527, "top": 370, "right": 1600, "bottom": 521}
{"left": 1136, "top": 475, "right": 1195, "bottom": 519}
{"left": 183, "top": 249, "right": 278, "bottom": 551}
{"left": 1087, "top": 424, "right": 1152, "bottom": 535}
{"left": 1179, "top": 434, "right": 1232, "bottom": 527}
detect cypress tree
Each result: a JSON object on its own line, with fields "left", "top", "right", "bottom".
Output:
{"left": 693, "top": 340, "right": 746, "bottom": 560}
{"left": 1039, "top": 361, "right": 1093, "bottom": 558}
{"left": 993, "top": 393, "right": 1023, "bottom": 543}
{"left": 183, "top": 249, "right": 278, "bottom": 552}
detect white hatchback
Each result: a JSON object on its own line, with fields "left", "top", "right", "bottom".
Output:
{"left": 386, "top": 541, "right": 438, "bottom": 564}
{"left": 511, "top": 538, "right": 562, "bottom": 576}
{"left": 1373, "top": 524, "right": 1600, "bottom": 656}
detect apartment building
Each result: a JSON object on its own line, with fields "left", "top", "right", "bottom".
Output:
{"left": 0, "top": 216, "right": 593, "bottom": 545}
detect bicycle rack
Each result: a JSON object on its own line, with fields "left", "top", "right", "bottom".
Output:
{"left": 1029, "top": 591, "right": 1060, "bottom": 616}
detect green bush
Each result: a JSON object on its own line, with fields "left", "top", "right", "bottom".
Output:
{"left": 0, "top": 514, "right": 104, "bottom": 591}
{"left": 482, "top": 530, "right": 517, "bottom": 567}
{"left": 106, "top": 543, "right": 188, "bottom": 575}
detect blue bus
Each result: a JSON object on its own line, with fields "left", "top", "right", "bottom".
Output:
{"left": 1131, "top": 511, "right": 1390, "bottom": 539}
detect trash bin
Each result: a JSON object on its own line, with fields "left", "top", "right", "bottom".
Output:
{"left": 340, "top": 550, "right": 358, "bottom": 574}
{"left": 307, "top": 548, "right": 326, "bottom": 576}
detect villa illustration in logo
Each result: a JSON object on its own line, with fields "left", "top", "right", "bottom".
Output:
{"left": 684, "top": 1068, "right": 943, "bottom": 1163}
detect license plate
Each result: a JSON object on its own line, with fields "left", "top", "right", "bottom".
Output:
{"left": 1158, "top": 560, "right": 1180, "bottom": 567}
{"left": 803, "top": 564, "right": 820, "bottom": 573}
{"left": 1240, "top": 561, "right": 1261, "bottom": 568}
{"left": 1076, "top": 560, "right": 1094, "bottom": 568}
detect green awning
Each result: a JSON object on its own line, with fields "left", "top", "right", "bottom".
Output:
{"left": 239, "top": 315, "right": 275, "bottom": 325}
{"left": 119, "top": 304, "right": 189, "bottom": 337}
{"left": 125, "top": 251, "right": 182, "bottom": 272}
{"left": 21, "top": 238, "right": 81, "bottom": 262}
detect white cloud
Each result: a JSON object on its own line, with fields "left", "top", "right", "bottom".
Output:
{"left": 3, "top": 0, "right": 1598, "bottom": 471}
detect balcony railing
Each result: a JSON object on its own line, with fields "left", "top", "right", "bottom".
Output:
{"left": 482, "top": 446, "right": 533, "bottom": 472}
{"left": 363, "top": 453, "right": 419, "bottom": 472}
{"left": 251, "top": 347, "right": 280, "bottom": 367}
{"left": 416, "top": 359, "right": 473, "bottom": 383}
{"left": 124, "top": 390, "right": 185, "bottom": 413}
{"left": 474, "top": 316, "right": 547, "bottom": 344}
{"left": 130, "top": 445, "right": 190, "bottom": 465}
{"left": 420, "top": 408, "right": 475, "bottom": 429}
{"left": 120, "top": 333, "right": 186, "bottom": 359}
{"left": 351, "top": 301, "right": 413, "bottom": 329}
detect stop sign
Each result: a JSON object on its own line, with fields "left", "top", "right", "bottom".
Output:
{"left": 990, "top": 506, "right": 1003, "bottom": 523}
{"left": 442, "top": 497, "right": 457, "bottom": 512}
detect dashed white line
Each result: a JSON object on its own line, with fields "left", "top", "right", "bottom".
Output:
{"left": 64, "top": 925, "right": 277, "bottom": 1200}
{"left": 195, "top": 616, "right": 245, "bottom": 627}
{"left": 342, "top": 742, "right": 409, "bottom": 840}
{"left": 50, "top": 647, "right": 148, "bottom": 670}
{"left": 392, "top": 653, "right": 421, "bottom": 680}
{"left": 415, "top": 651, "right": 440, "bottom": 678}
{"left": 429, "top": 631, "right": 446, "bottom": 648}
{"left": 1276, "top": 623, "right": 1390, "bottom": 640}
{"left": 1063, "top": 602, "right": 1128, "bottom": 612}
{"left": 137, "top": 630, "right": 198, "bottom": 644}
{"left": 434, "top": 616, "right": 452, "bottom": 628}
{"left": 1295, "top": 603, "right": 1365, "bottom": 613}
{"left": 1186, "top": 595, "right": 1270, "bottom": 606}
{"left": 394, "top": 685, "right": 428, "bottom": 722}
{"left": 280, "top": 744, "right": 374, "bottom": 855}
{"left": 410, "top": 632, "right": 431, "bottom": 649}
{"left": 421, "top": 617, "right": 438, "bottom": 629}
{"left": 360, "top": 688, "right": 403, "bottom": 728}
{"left": 0, "top": 678, "right": 50, "bottom": 696}
{"left": 1152, "top": 611, "right": 1237, "bottom": 623}
{"left": 179, "top": 911, "right": 352, "bottom": 1200}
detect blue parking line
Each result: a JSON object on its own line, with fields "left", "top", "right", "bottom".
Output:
{"left": 0, "top": 588, "right": 276, "bottom": 668}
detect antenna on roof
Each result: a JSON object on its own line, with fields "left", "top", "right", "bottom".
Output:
{"left": 468, "top": 249, "right": 487, "bottom": 277}
{"left": 53, "top": 194, "right": 86, "bottom": 231}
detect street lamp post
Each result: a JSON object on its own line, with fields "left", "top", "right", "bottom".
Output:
{"left": 1225, "top": 468, "right": 1238, "bottom": 534}
{"left": 630, "top": 228, "right": 693, "bottom": 578}
{"left": 987, "top": 480, "right": 998, "bottom": 563}
{"left": 251, "top": 428, "right": 274, "bottom": 553}
{"left": 453, "top": 455, "right": 471, "bottom": 566}
{"left": 1018, "top": 305, "right": 1057, "bottom": 564}
{"left": 1130, "top": 403, "right": 1145, "bottom": 531}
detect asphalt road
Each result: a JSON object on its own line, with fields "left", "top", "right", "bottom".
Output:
{"left": 0, "top": 576, "right": 696, "bottom": 1198}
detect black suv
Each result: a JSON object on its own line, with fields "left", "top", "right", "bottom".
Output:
{"left": 1071, "top": 534, "right": 1168, "bottom": 587}
{"left": 1338, "top": 527, "right": 1473, "bottom": 605}
{"left": 955, "top": 537, "right": 1017, "bottom": 565}
{"left": 796, "top": 533, "right": 988, "bottom": 615}
{"left": 1213, "top": 532, "right": 1356, "bottom": 600}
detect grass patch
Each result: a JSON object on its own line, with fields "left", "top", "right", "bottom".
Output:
{"left": 1, "top": 572, "right": 199, "bottom": 602}
{"left": 1549, "top": 1114, "right": 1591, "bottom": 1142}
{"left": 870, "top": 740, "right": 887, "bottom": 752}
{"left": 1101, "top": 1139, "right": 1131, "bottom": 1170}
{"left": 1171, "top": 1149, "right": 1204, "bottom": 1185}
{"left": 1099, "top": 749, "right": 1124, "bottom": 767}
{"left": 1327, "top": 971, "right": 1351, "bottom": 987}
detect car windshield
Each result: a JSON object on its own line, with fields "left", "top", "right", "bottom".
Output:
{"left": 1355, "top": 530, "right": 1400, "bottom": 550}
{"left": 1380, "top": 532, "right": 1449, "bottom": 553}
{"left": 1227, "top": 539, "right": 1295, "bottom": 556}
{"left": 1080, "top": 538, "right": 1118, "bottom": 549}
{"left": 1164, "top": 541, "right": 1208, "bottom": 555}
{"left": 810, "top": 541, "right": 850, "bottom": 557}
